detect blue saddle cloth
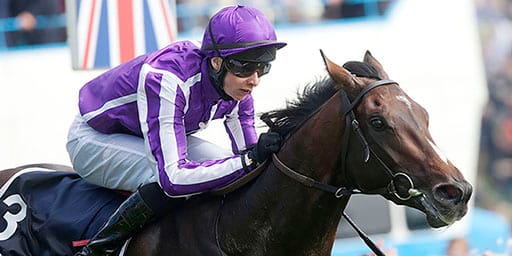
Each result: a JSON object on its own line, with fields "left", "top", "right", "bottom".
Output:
{"left": 0, "top": 168, "right": 126, "bottom": 256}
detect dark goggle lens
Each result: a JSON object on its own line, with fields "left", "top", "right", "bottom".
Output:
{"left": 225, "top": 59, "right": 271, "bottom": 78}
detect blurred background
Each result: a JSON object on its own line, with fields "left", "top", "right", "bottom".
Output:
{"left": 1, "top": 0, "right": 512, "bottom": 255}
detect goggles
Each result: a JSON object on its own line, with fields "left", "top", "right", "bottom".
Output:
{"left": 224, "top": 59, "right": 271, "bottom": 78}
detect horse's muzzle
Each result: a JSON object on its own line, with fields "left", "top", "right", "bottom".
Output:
{"left": 433, "top": 181, "right": 472, "bottom": 206}
{"left": 418, "top": 181, "right": 472, "bottom": 228}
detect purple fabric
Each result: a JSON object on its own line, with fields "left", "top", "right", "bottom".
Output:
{"left": 225, "top": 95, "right": 257, "bottom": 151}
{"left": 86, "top": 103, "right": 141, "bottom": 135}
{"left": 201, "top": 5, "right": 286, "bottom": 58}
{"left": 79, "top": 55, "right": 146, "bottom": 114}
{"left": 164, "top": 169, "right": 246, "bottom": 196}
{"left": 78, "top": 40, "right": 258, "bottom": 196}
{"left": 143, "top": 72, "right": 165, "bottom": 173}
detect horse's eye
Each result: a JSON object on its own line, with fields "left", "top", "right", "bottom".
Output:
{"left": 369, "top": 116, "right": 387, "bottom": 131}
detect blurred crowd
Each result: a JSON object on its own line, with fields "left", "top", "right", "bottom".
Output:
{"left": 0, "top": 0, "right": 394, "bottom": 48}
{"left": 475, "top": 0, "right": 512, "bottom": 224}
{"left": 0, "top": 0, "right": 66, "bottom": 48}
{"left": 176, "top": 0, "right": 393, "bottom": 33}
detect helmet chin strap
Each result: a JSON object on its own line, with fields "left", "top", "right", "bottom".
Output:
{"left": 207, "top": 61, "right": 233, "bottom": 101}
{"left": 206, "top": 18, "right": 234, "bottom": 101}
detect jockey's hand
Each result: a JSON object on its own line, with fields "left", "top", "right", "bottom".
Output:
{"left": 249, "top": 132, "right": 282, "bottom": 164}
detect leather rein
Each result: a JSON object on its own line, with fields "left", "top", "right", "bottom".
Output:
{"left": 270, "top": 79, "right": 424, "bottom": 256}
{"left": 271, "top": 79, "right": 423, "bottom": 200}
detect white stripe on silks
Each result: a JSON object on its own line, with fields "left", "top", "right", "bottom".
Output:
{"left": 168, "top": 155, "right": 244, "bottom": 186}
{"left": 190, "top": 40, "right": 201, "bottom": 48}
{"left": 107, "top": 0, "right": 120, "bottom": 67}
{"left": 81, "top": 94, "right": 137, "bottom": 122}
{"left": 136, "top": 64, "right": 201, "bottom": 116}
{"left": 133, "top": 0, "right": 145, "bottom": 56}
{"left": 158, "top": 72, "right": 181, "bottom": 182}
{"left": 137, "top": 64, "right": 157, "bottom": 174}
{"left": 137, "top": 63, "right": 242, "bottom": 188}
{"left": 136, "top": 64, "right": 195, "bottom": 182}
{"left": 158, "top": 72, "right": 201, "bottom": 181}
{"left": 181, "top": 73, "right": 201, "bottom": 115}
{"left": 225, "top": 103, "right": 246, "bottom": 151}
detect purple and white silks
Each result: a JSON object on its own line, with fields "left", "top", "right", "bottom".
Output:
{"left": 77, "top": 40, "right": 257, "bottom": 197}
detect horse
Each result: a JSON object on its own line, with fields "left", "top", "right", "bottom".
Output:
{"left": 0, "top": 50, "right": 472, "bottom": 256}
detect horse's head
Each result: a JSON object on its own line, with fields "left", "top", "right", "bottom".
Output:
{"left": 321, "top": 50, "right": 472, "bottom": 228}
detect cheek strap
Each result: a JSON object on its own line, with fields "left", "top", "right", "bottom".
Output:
{"left": 207, "top": 60, "right": 233, "bottom": 101}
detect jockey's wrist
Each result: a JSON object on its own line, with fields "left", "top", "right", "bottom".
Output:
{"left": 241, "top": 152, "right": 255, "bottom": 173}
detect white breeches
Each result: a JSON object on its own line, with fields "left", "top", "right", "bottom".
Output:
{"left": 66, "top": 115, "right": 232, "bottom": 192}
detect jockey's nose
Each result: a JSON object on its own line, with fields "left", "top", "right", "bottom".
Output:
{"left": 247, "top": 71, "right": 260, "bottom": 87}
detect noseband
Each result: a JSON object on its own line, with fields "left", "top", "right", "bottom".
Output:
{"left": 272, "top": 79, "right": 423, "bottom": 201}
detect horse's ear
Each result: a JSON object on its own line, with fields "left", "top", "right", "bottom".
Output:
{"left": 363, "top": 50, "right": 389, "bottom": 79}
{"left": 319, "top": 49, "right": 358, "bottom": 90}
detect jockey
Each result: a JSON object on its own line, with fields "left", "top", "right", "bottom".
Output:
{"left": 68, "top": 5, "right": 286, "bottom": 256}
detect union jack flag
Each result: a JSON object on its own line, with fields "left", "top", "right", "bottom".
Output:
{"left": 67, "top": 0, "right": 177, "bottom": 69}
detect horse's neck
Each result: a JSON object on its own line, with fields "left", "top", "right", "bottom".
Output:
{"left": 219, "top": 106, "right": 349, "bottom": 255}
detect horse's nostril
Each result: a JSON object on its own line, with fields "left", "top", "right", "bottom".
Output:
{"left": 434, "top": 184, "right": 464, "bottom": 204}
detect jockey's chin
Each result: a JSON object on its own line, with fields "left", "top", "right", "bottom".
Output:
{"left": 229, "top": 90, "right": 251, "bottom": 101}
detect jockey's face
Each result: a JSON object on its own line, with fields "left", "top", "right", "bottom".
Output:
{"left": 223, "top": 66, "right": 260, "bottom": 101}
{"left": 210, "top": 57, "right": 262, "bottom": 101}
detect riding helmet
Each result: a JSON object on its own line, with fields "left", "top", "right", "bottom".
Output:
{"left": 201, "top": 5, "right": 287, "bottom": 62}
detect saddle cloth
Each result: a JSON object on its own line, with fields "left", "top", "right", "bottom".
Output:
{"left": 0, "top": 167, "right": 126, "bottom": 256}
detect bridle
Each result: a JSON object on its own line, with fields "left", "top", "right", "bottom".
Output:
{"left": 272, "top": 79, "right": 423, "bottom": 201}
{"left": 271, "top": 79, "right": 424, "bottom": 256}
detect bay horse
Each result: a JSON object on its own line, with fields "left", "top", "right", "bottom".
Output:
{"left": 0, "top": 51, "right": 472, "bottom": 255}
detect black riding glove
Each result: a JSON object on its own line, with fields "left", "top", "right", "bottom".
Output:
{"left": 248, "top": 132, "right": 282, "bottom": 165}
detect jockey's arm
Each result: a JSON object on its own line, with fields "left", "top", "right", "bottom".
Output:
{"left": 223, "top": 94, "right": 258, "bottom": 154}
{"left": 138, "top": 74, "right": 253, "bottom": 197}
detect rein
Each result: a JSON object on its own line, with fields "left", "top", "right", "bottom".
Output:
{"left": 272, "top": 79, "right": 422, "bottom": 199}
{"left": 271, "top": 79, "right": 423, "bottom": 256}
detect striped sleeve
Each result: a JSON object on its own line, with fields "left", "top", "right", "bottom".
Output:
{"left": 137, "top": 64, "right": 252, "bottom": 197}
{"left": 224, "top": 95, "right": 258, "bottom": 153}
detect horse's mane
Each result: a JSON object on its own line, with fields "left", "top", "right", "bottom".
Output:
{"left": 260, "top": 78, "right": 337, "bottom": 136}
{"left": 261, "top": 61, "right": 380, "bottom": 137}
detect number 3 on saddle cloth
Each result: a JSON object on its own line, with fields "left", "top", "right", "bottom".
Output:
{"left": 0, "top": 168, "right": 126, "bottom": 256}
